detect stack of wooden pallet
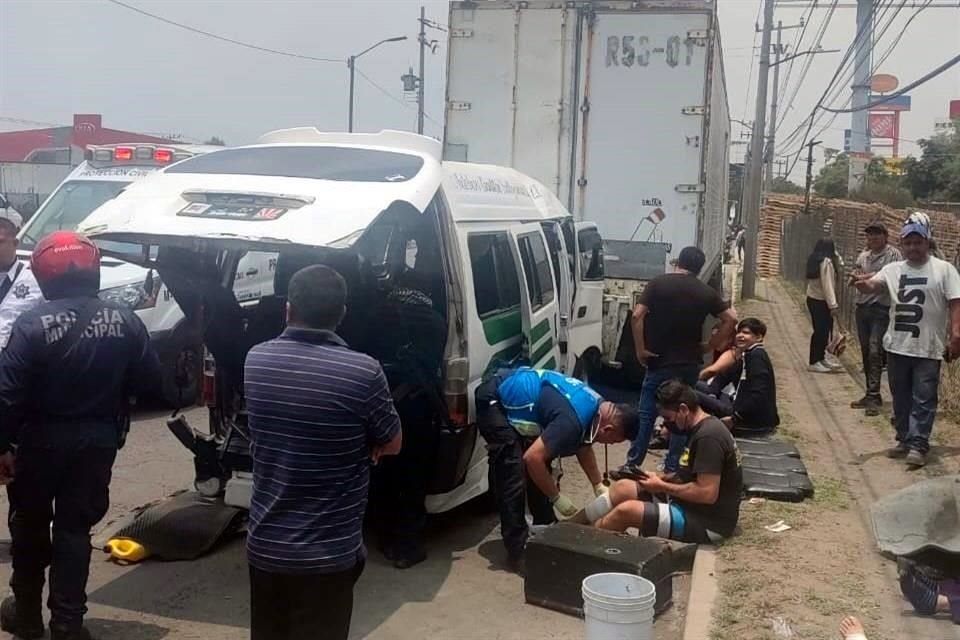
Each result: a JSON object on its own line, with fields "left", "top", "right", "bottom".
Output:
{"left": 757, "top": 195, "right": 959, "bottom": 278}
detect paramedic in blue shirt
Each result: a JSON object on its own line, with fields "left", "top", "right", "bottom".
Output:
{"left": 476, "top": 367, "right": 640, "bottom": 573}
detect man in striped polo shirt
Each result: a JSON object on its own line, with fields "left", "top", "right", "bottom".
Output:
{"left": 244, "top": 264, "right": 402, "bottom": 640}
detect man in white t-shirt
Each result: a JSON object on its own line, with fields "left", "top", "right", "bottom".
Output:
{"left": 854, "top": 220, "right": 960, "bottom": 468}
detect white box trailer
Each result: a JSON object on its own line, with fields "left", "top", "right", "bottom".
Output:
{"left": 444, "top": 0, "right": 730, "bottom": 286}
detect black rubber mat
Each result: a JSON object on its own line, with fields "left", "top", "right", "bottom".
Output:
{"left": 742, "top": 468, "right": 815, "bottom": 502}
{"left": 112, "top": 491, "right": 243, "bottom": 561}
{"left": 525, "top": 522, "right": 679, "bottom": 617}
{"left": 741, "top": 454, "right": 808, "bottom": 475}
{"left": 736, "top": 437, "right": 801, "bottom": 458}
{"left": 737, "top": 437, "right": 814, "bottom": 502}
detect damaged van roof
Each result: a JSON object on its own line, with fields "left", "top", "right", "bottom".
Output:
{"left": 79, "top": 129, "right": 569, "bottom": 253}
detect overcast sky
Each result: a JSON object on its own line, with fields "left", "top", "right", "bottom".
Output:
{"left": 1, "top": 0, "right": 958, "bottom": 180}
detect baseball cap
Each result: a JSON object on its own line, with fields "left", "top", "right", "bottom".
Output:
{"left": 900, "top": 222, "right": 931, "bottom": 239}
{"left": 674, "top": 246, "right": 706, "bottom": 275}
{"left": 0, "top": 209, "right": 23, "bottom": 230}
{"left": 864, "top": 222, "right": 886, "bottom": 235}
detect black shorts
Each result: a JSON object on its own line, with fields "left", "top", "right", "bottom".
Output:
{"left": 635, "top": 491, "right": 726, "bottom": 544}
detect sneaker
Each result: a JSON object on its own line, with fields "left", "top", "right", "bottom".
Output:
{"left": 886, "top": 443, "right": 909, "bottom": 459}
{"left": 824, "top": 358, "right": 844, "bottom": 371}
{"left": 0, "top": 595, "right": 44, "bottom": 640}
{"left": 906, "top": 450, "right": 927, "bottom": 468}
{"left": 808, "top": 362, "right": 832, "bottom": 373}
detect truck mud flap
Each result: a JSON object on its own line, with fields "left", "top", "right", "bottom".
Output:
{"left": 106, "top": 491, "right": 243, "bottom": 561}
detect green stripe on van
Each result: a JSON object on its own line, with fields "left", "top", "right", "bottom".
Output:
{"left": 530, "top": 338, "right": 554, "bottom": 366}
{"left": 529, "top": 318, "right": 551, "bottom": 344}
{"left": 482, "top": 309, "right": 521, "bottom": 345}
{"left": 543, "top": 356, "right": 557, "bottom": 370}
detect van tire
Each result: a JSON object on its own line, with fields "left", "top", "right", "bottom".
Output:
{"left": 161, "top": 332, "right": 201, "bottom": 409}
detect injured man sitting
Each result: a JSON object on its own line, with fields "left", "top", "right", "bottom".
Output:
{"left": 587, "top": 380, "right": 743, "bottom": 544}
{"left": 696, "top": 317, "right": 780, "bottom": 437}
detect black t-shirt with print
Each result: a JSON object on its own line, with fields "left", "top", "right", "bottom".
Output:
{"left": 675, "top": 415, "right": 743, "bottom": 537}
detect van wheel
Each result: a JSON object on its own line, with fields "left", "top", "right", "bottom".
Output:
{"left": 162, "top": 335, "right": 201, "bottom": 408}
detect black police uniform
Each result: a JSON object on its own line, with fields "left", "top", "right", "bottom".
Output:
{"left": 0, "top": 296, "right": 161, "bottom": 635}
{"left": 367, "top": 284, "right": 446, "bottom": 567}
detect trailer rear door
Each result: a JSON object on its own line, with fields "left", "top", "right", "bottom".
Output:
{"left": 578, "top": 10, "right": 710, "bottom": 262}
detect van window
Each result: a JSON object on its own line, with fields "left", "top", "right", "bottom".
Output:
{"left": 468, "top": 233, "right": 521, "bottom": 317}
{"left": 517, "top": 231, "right": 555, "bottom": 312}
{"left": 19, "top": 180, "right": 130, "bottom": 251}
{"left": 540, "top": 223, "right": 564, "bottom": 294}
{"left": 578, "top": 228, "right": 604, "bottom": 281}
{"left": 166, "top": 146, "right": 424, "bottom": 183}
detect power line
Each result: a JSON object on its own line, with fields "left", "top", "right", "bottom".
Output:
{"left": 356, "top": 69, "right": 442, "bottom": 130}
{"left": 780, "top": 0, "right": 894, "bottom": 172}
{"left": 776, "top": 0, "right": 839, "bottom": 133}
{"left": 821, "top": 52, "right": 960, "bottom": 112}
{"left": 104, "top": 0, "right": 342, "bottom": 63}
{"left": 776, "top": 0, "right": 819, "bottom": 122}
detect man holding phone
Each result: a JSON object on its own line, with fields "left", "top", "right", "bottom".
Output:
{"left": 591, "top": 381, "right": 743, "bottom": 544}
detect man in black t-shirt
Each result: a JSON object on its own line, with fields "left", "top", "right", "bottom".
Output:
{"left": 628, "top": 246, "right": 737, "bottom": 473}
{"left": 596, "top": 381, "right": 743, "bottom": 543}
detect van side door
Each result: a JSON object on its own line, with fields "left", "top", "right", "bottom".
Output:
{"left": 568, "top": 223, "right": 605, "bottom": 370}
{"left": 509, "top": 224, "right": 560, "bottom": 370}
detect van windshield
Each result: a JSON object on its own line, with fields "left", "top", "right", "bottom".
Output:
{"left": 166, "top": 146, "right": 424, "bottom": 182}
{"left": 19, "top": 180, "right": 135, "bottom": 255}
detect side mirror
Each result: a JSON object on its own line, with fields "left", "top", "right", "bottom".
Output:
{"left": 0, "top": 194, "right": 8, "bottom": 209}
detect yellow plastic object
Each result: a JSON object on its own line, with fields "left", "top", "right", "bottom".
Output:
{"left": 104, "top": 538, "right": 150, "bottom": 564}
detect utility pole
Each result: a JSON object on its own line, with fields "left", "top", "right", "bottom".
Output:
{"left": 346, "top": 36, "right": 408, "bottom": 133}
{"left": 847, "top": 0, "right": 873, "bottom": 193}
{"left": 803, "top": 140, "right": 822, "bottom": 214}
{"left": 765, "top": 22, "right": 783, "bottom": 191}
{"left": 348, "top": 56, "right": 357, "bottom": 133}
{"left": 417, "top": 6, "right": 426, "bottom": 135}
{"left": 741, "top": 0, "right": 775, "bottom": 300}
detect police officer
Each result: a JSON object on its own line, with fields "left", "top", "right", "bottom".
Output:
{"left": 0, "top": 211, "right": 44, "bottom": 349}
{"left": 0, "top": 231, "right": 161, "bottom": 640}
{"left": 476, "top": 367, "right": 639, "bottom": 573}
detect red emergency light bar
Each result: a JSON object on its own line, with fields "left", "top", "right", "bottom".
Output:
{"left": 85, "top": 144, "right": 189, "bottom": 166}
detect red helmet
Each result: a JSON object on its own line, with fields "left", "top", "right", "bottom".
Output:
{"left": 31, "top": 231, "right": 101, "bottom": 297}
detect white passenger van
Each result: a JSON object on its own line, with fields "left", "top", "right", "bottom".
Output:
{"left": 80, "top": 129, "right": 605, "bottom": 512}
{"left": 16, "top": 142, "right": 247, "bottom": 406}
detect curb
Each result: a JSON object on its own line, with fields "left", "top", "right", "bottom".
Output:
{"left": 682, "top": 546, "right": 718, "bottom": 640}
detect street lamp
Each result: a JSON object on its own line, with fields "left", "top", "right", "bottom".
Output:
{"left": 348, "top": 36, "right": 408, "bottom": 132}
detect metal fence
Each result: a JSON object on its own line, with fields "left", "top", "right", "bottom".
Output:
{"left": 780, "top": 212, "right": 861, "bottom": 334}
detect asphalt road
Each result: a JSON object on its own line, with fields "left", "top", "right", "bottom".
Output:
{"left": 0, "top": 407, "right": 686, "bottom": 640}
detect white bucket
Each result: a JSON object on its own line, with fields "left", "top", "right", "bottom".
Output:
{"left": 582, "top": 573, "right": 656, "bottom": 640}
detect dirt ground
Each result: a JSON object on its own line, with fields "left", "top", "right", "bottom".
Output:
{"left": 710, "top": 277, "right": 960, "bottom": 640}
{"left": 0, "top": 411, "right": 687, "bottom": 639}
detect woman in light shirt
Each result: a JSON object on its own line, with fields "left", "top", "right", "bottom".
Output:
{"left": 805, "top": 239, "right": 843, "bottom": 373}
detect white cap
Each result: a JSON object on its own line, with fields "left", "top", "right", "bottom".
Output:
{"left": 0, "top": 208, "right": 22, "bottom": 230}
